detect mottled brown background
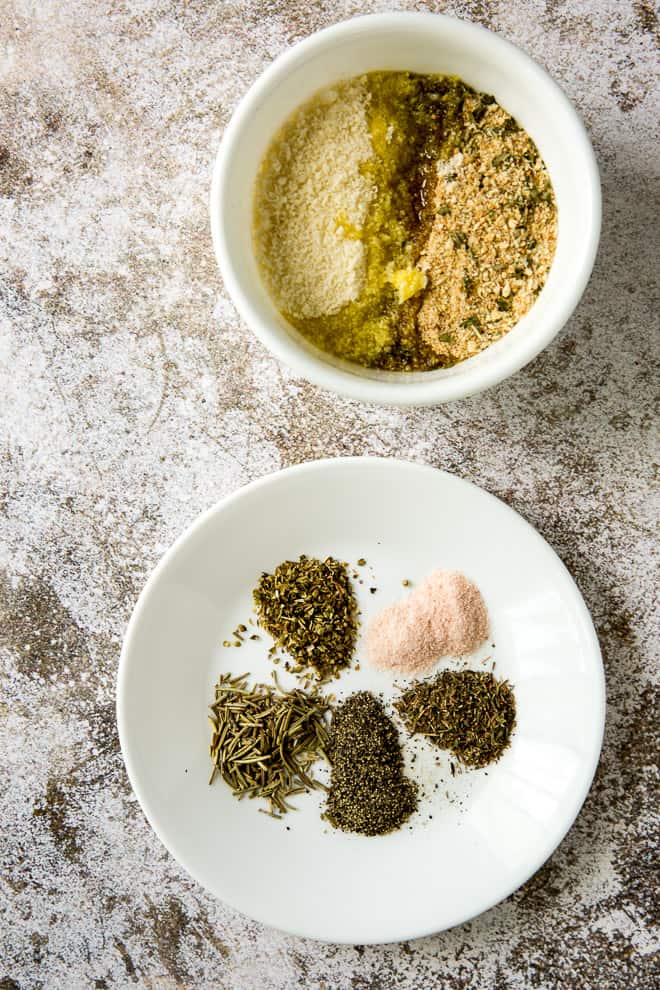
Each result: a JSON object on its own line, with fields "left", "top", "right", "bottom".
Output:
{"left": 1, "top": 1, "right": 658, "bottom": 988}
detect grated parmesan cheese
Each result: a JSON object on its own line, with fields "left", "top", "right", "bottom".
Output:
{"left": 253, "top": 78, "right": 374, "bottom": 319}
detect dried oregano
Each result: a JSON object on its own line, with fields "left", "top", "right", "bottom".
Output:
{"left": 253, "top": 555, "right": 358, "bottom": 682}
{"left": 395, "top": 670, "right": 516, "bottom": 768}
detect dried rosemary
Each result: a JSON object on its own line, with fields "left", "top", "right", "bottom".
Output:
{"left": 325, "top": 692, "right": 418, "bottom": 836}
{"left": 395, "top": 670, "right": 516, "bottom": 768}
{"left": 208, "top": 672, "right": 331, "bottom": 817}
{"left": 253, "top": 555, "right": 358, "bottom": 682}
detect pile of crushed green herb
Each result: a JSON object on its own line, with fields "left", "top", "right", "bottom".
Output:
{"left": 395, "top": 670, "right": 516, "bottom": 768}
{"left": 253, "top": 555, "right": 358, "bottom": 682}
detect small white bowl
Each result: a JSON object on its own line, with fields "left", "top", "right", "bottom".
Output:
{"left": 210, "top": 13, "right": 601, "bottom": 407}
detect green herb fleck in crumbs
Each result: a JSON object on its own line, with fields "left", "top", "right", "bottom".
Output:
{"left": 450, "top": 231, "right": 469, "bottom": 250}
{"left": 461, "top": 315, "right": 483, "bottom": 334}
{"left": 500, "top": 117, "right": 520, "bottom": 135}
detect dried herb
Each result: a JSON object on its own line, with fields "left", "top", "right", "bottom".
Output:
{"left": 500, "top": 117, "right": 520, "bottom": 135}
{"left": 472, "top": 93, "right": 495, "bottom": 123}
{"left": 450, "top": 230, "right": 469, "bottom": 250}
{"left": 253, "top": 555, "right": 358, "bottom": 682}
{"left": 395, "top": 670, "right": 516, "bottom": 768}
{"left": 325, "top": 692, "right": 417, "bottom": 836}
{"left": 208, "top": 672, "right": 331, "bottom": 817}
{"left": 527, "top": 185, "right": 553, "bottom": 207}
{"left": 491, "top": 151, "right": 514, "bottom": 168}
{"left": 461, "top": 315, "right": 483, "bottom": 335}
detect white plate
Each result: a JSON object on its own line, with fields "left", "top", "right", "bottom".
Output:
{"left": 117, "top": 458, "right": 604, "bottom": 944}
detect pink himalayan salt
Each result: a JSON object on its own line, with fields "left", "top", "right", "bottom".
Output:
{"left": 366, "top": 570, "right": 489, "bottom": 675}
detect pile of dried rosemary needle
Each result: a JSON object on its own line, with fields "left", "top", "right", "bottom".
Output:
{"left": 208, "top": 672, "right": 330, "bottom": 817}
{"left": 395, "top": 670, "right": 516, "bottom": 768}
{"left": 253, "top": 555, "right": 358, "bottom": 682}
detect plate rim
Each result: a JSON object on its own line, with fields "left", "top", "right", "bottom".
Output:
{"left": 116, "top": 456, "right": 606, "bottom": 943}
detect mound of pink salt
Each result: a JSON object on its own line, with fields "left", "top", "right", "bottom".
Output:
{"left": 365, "top": 570, "right": 489, "bottom": 675}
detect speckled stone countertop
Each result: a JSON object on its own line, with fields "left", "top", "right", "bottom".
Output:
{"left": 1, "top": 1, "right": 658, "bottom": 987}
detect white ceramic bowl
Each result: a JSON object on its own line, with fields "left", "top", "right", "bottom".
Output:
{"left": 117, "top": 458, "right": 605, "bottom": 943}
{"left": 210, "top": 13, "right": 601, "bottom": 406}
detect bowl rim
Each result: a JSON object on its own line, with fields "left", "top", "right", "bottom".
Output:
{"left": 210, "top": 11, "right": 602, "bottom": 407}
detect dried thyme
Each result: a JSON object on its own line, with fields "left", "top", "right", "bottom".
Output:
{"left": 395, "top": 670, "right": 516, "bottom": 768}
{"left": 325, "top": 692, "right": 417, "bottom": 836}
{"left": 208, "top": 672, "right": 331, "bottom": 817}
{"left": 253, "top": 555, "right": 358, "bottom": 682}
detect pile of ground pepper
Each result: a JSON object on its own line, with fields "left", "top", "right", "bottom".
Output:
{"left": 325, "top": 691, "right": 418, "bottom": 835}
{"left": 395, "top": 670, "right": 516, "bottom": 768}
{"left": 253, "top": 555, "right": 358, "bottom": 682}
{"left": 254, "top": 71, "right": 557, "bottom": 371}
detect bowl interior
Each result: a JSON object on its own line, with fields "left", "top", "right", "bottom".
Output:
{"left": 212, "top": 15, "right": 599, "bottom": 401}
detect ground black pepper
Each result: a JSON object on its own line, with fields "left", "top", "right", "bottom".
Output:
{"left": 325, "top": 691, "right": 417, "bottom": 835}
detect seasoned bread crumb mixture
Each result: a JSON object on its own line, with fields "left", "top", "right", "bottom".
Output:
{"left": 417, "top": 95, "right": 556, "bottom": 363}
{"left": 253, "top": 72, "right": 557, "bottom": 371}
